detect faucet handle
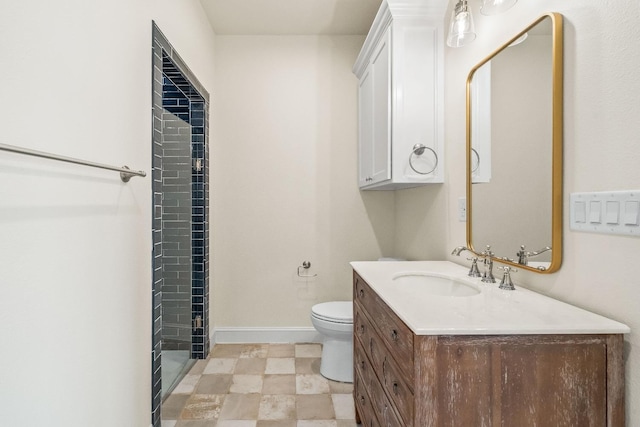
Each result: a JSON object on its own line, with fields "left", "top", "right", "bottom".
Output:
{"left": 498, "top": 266, "right": 518, "bottom": 291}
{"left": 517, "top": 245, "right": 552, "bottom": 265}
{"left": 466, "top": 257, "right": 481, "bottom": 277}
{"left": 482, "top": 245, "right": 495, "bottom": 258}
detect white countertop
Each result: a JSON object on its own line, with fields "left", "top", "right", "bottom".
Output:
{"left": 351, "top": 261, "right": 630, "bottom": 336}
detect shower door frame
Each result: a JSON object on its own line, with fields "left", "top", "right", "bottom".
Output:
{"left": 151, "top": 22, "right": 210, "bottom": 427}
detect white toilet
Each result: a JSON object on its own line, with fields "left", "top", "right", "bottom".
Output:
{"left": 310, "top": 301, "right": 353, "bottom": 383}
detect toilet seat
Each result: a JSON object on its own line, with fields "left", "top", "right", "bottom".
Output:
{"left": 311, "top": 301, "right": 353, "bottom": 324}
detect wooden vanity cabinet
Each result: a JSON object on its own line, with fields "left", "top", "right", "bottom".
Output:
{"left": 353, "top": 272, "right": 625, "bottom": 426}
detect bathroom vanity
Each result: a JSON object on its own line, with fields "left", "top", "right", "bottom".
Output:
{"left": 351, "top": 261, "right": 629, "bottom": 426}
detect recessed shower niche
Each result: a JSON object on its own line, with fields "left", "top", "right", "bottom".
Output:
{"left": 151, "top": 23, "right": 210, "bottom": 427}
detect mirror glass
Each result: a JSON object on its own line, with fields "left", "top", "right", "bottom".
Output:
{"left": 466, "top": 13, "right": 563, "bottom": 273}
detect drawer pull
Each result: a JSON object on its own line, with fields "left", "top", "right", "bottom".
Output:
{"left": 359, "top": 289, "right": 364, "bottom": 298}
{"left": 360, "top": 324, "right": 365, "bottom": 334}
{"left": 361, "top": 360, "right": 366, "bottom": 370}
{"left": 361, "top": 395, "right": 366, "bottom": 404}
{"left": 391, "top": 329, "right": 398, "bottom": 341}
{"left": 393, "top": 382, "right": 399, "bottom": 394}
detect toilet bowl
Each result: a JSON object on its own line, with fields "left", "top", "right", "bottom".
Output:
{"left": 310, "top": 301, "right": 353, "bottom": 383}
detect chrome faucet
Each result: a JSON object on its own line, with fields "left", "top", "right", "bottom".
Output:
{"left": 498, "top": 266, "right": 518, "bottom": 290}
{"left": 451, "top": 246, "right": 471, "bottom": 256}
{"left": 480, "top": 245, "right": 496, "bottom": 283}
{"left": 516, "top": 245, "right": 552, "bottom": 266}
{"left": 468, "top": 257, "right": 481, "bottom": 277}
{"left": 451, "top": 245, "right": 494, "bottom": 281}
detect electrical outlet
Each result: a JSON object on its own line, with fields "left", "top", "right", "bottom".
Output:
{"left": 458, "top": 197, "right": 467, "bottom": 222}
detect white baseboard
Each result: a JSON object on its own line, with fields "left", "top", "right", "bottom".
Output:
{"left": 211, "top": 327, "right": 322, "bottom": 346}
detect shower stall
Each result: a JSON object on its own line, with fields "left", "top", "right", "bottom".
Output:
{"left": 151, "top": 23, "right": 210, "bottom": 427}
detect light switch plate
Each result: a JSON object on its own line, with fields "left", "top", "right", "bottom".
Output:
{"left": 458, "top": 197, "right": 467, "bottom": 222}
{"left": 570, "top": 190, "right": 640, "bottom": 236}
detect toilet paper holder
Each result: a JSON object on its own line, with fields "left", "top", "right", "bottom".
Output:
{"left": 297, "top": 261, "right": 318, "bottom": 278}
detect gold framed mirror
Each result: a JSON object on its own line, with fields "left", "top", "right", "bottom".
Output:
{"left": 466, "top": 12, "right": 563, "bottom": 273}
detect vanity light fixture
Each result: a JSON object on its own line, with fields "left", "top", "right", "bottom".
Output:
{"left": 447, "top": 0, "right": 518, "bottom": 48}
{"left": 446, "top": 0, "right": 476, "bottom": 48}
{"left": 480, "top": 0, "right": 517, "bottom": 16}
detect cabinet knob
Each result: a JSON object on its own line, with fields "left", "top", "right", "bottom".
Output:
{"left": 391, "top": 329, "right": 398, "bottom": 341}
{"left": 359, "top": 289, "right": 364, "bottom": 298}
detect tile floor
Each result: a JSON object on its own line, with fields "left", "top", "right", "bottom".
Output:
{"left": 161, "top": 343, "right": 359, "bottom": 427}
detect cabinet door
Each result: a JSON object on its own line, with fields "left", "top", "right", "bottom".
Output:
{"left": 358, "top": 67, "right": 374, "bottom": 187}
{"left": 370, "top": 28, "right": 391, "bottom": 185}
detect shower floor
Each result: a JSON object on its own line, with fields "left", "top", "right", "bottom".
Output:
{"left": 162, "top": 350, "right": 194, "bottom": 398}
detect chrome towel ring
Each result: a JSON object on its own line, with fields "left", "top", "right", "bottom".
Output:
{"left": 471, "top": 148, "right": 480, "bottom": 173}
{"left": 409, "top": 144, "right": 438, "bottom": 175}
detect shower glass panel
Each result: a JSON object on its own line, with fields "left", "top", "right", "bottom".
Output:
{"left": 160, "top": 107, "right": 193, "bottom": 397}
{"left": 152, "top": 23, "right": 210, "bottom": 426}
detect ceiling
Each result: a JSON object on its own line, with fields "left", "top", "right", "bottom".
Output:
{"left": 199, "top": 0, "right": 383, "bottom": 35}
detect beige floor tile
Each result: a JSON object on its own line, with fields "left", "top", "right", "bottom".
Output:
{"left": 265, "top": 358, "right": 296, "bottom": 374}
{"left": 204, "top": 358, "right": 238, "bottom": 374}
{"left": 295, "top": 358, "right": 321, "bottom": 375}
{"left": 181, "top": 394, "right": 225, "bottom": 420}
{"left": 258, "top": 395, "right": 297, "bottom": 420}
{"left": 217, "top": 421, "right": 258, "bottom": 427}
{"left": 231, "top": 375, "right": 264, "bottom": 394}
{"left": 162, "top": 394, "right": 190, "bottom": 419}
{"left": 297, "top": 421, "right": 338, "bottom": 427}
{"left": 327, "top": 381, "right": 353, "bottom": 394}
{"left": 165, "top": 343, "right": 358, "bottom": 426}
{"left": 295, "top": 344, "right": 322, "bottom": 358}
{"left": 195, "top": 374, "right": 232, "bottom": 394}
{"left": 176, "top": 421, "right": 216, "bottom": 427}
{"left": 240, "top": 344, "right": 269, "bottom": 358}
{"left": 236, "top": 357, "right": 267, "bottom": 374}
{"left": 211, "top": 344, "right": 245, "bottom": 358}
{"left": 257, "top": 421, "right": 296, "bottom": 427}
{"left": 219, "top": 393, "right": 262, "bottom": 420}
{"left": 262, "top": 375, "right": 296, "bottom": 395}
{"left": 267, "top": 344, "right": 295, "bottom": 358}
{"left": 172, "top": 374, "right": 201, "bottom": 394}
{"left": 296, "top": 395, "right": 335, "bottom": 420}
{"left": 188, "top": 359, "right": 209, "bottom": 375}
{"left": 296, "top": 375, "right": 330, "bottom": 394}
{"left": 330, "top": 395, "right": 355, "bottom": 420}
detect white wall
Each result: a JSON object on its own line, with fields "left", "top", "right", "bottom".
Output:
{"left": 212, "top": 35, "right": 395, "bottom": 328}
{"left": 0, "top": 1, "right": 215, "bottom": 426}
{"left": 396, "top": 1, "right": 640, "bottom": 423}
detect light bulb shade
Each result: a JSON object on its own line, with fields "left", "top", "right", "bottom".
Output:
{"left": 447, "top": 0, "right": 476, "bottom": 48}
{"left": 480, "top": 0, "right": 517, "bottom": 15}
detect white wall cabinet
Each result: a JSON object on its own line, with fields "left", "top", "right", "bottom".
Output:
{"left": 353, "top": 0, "right": 447, "bottom": 190}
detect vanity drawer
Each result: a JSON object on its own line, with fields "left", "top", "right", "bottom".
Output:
{"left": 381, "top": 354, "right": 414, "bottom": 426}
{"left": 354, "top": 273, "right": 414, "bottom": 379}
{"left": 356, "top": 300, "right": 414, "bottom": 426}
{"left": 354, "top": 272, "right": 376, "bottom": 312}
{"left": 354, "top": 370, "right": 380, "bottom": 427}
{"left": 354, "top": 338, "right": 367, "bottom": 376}
{"left": 366, "top": 311, "right": 414, "bottom": 426}
{"left": 367, "top": 369, "right": 404, "bottom": 427}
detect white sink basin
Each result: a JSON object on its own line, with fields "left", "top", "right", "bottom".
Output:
{"left": 392, "top": 272, "right": 480, "bottom": 297}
